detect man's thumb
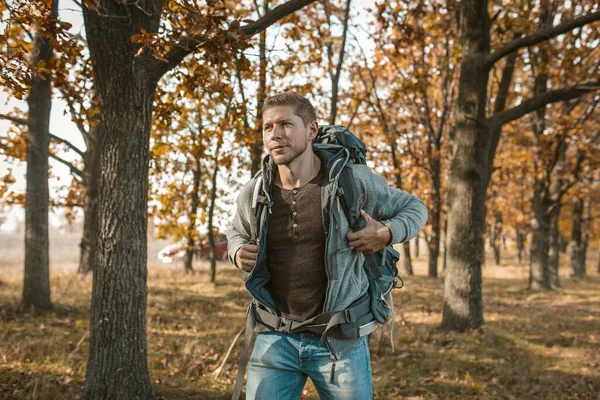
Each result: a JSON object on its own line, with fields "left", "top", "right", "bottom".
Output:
{"left": 360, "top": 209, "right": 373, "bottom": 223}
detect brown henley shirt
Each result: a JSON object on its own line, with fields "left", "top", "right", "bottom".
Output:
{"left": 266, "top": 167, "right": 327, "bottom": 322}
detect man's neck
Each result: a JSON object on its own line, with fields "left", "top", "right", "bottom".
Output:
{"left": 275, "top": 153, "right": 322, "bottom": 190}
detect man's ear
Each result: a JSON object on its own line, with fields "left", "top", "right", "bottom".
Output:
{"left": 307, "top": 120, "right": 318, "bottom": 141}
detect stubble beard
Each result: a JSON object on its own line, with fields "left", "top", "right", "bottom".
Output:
{"left": 271, "top": 140, "right": 308, "bottom": 166}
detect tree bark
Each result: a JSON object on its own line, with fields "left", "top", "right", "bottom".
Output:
{"left": 516, "top": 227, "right": 526, "bottom": 264}
{"left": 442, "top": 216, "right": 448, "bottom": 273}
{"left": 81, "top": 2, "right": 162, "bottom": 398}
{"left": 251, "top": 0, "right": 269, "bottom": 176}
{"left": 22, "top": 0, "right": 58, "bottom": 311}
{"left": 548, "top": 145, "right": 565, "bottom": 288}
{"left": 597, "top": 245, "right": 600, "bottom": 274}
{"left": 569, "top": 196, "right": 587, "bottom": 278}
{"left": 400, "top": 241, "right": 413, "bottom": 276}
{"left": 414, "top": 233, "right": 420, "bottom": 258}
{"left": 78, "top": 125, "right": 102, "bottom": 274}
{"left": 529, "top": 199, "right": 551, "bottom": 290}
{"left": 208, "top": 147, "right": 221, "bottom": 283}
{"left": 560, "top": 235, "right": 568, "bottom": 253}
{"left": 388, "top": 139, "right": 413, "bottom": 276}
{"left": 427, "top": 160, "right": 441, "bottom": 278}
{"left": 183, "top": 159, "right": 201, "bottom": 274}
{"left": 527, "top": 0, "right": 555, "bottom": 291}
{"left": 489, "top": 210, "right": 502, "bottom": 265}
{"left": 441, "top": 0, "right": 489, "bottom": 331}
{"left": 325, "top": 0, "right": 351, "bottom": 125}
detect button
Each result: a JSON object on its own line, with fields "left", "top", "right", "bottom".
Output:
{"left": 293, "top": 189, "right": 298, "bottom": 194}
{"left": 293, "top": 212, "right": 297, "bottom": 216}
{"left": 292, "top": 201, "right": 297, "bottom": 205}
{"left": 294, "top": 234, "right": 299, "bottom": 239}
{"left": 293, "top": 223, "right": 298, "bottom": 228}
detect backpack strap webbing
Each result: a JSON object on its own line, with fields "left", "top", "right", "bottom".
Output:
{"left": 230, "top": 294, "right": 378, "bottom": 400}
{"left": 231, "top": 303, "right": 256, "bottom": 400}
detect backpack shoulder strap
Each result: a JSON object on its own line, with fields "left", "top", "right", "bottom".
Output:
{"left": 249, "top": 171, "right": 273, "bottom": 242}
{"left": 337, "top": 166, "right": 383, "bottom": 279}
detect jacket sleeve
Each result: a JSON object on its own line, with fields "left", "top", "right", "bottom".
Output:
{"left": 225, "top": 180, "right": 255, "bottom": 267}
{"left": 353, "top": 164, "right": 428, "bottom": 245}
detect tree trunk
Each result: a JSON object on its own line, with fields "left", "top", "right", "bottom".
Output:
{"left": 528, "top": 0, "right": 554, "bottom": 291}
{"left": 208, "top": 150, "right": 220, "bottom": 283}
{"left": 427, "top": 162, "right": 441, "bottom": 278}
{"left": 400, "top": 241, "right": 413, "bottom": 276}
{"left": 184, "top": 159, "right": 201, "bottom": 274}
{"left": 326, "top": 0, "right": 351, "bottom": 125}
{"left": 414, "top": 233, "right": 420, "bottom": 258}
{"left": 441, "top": 0, "right": 489, "bottom": 331}
{"left": 81, "top": 2, "right": 162, "bottom": 398}
{"left": 78, "top": 126, "right": 102, "bottom": 274}
{"left": 442, "top": 216, "right": 448, "bottom": 273}
{"left": 490, "top": 210, "right": 502, "bottom": 265}
{"left": 548, "top": 137, "right": 565, "bottom": 287}
{"left": 251, "top": 1, "right": 268, "bottom": 176}
{"left": 22, "top": 0, "right": 57, "bottom": 311}
{"left": 529, "top": 195, "right": 552, "bottom": 290}
{"left": 548, "top": 203, "right": 562, "bottom": 287}
{"left": 559, "top": 235, "right": 567, "bottom": 253}
{"left": 427, "top": 209, "right": 440, "bottom": 278}
{"left": 516, "top": 227, "right": 526, "bottom": 264}
{"left": 597, "top": 245, "right": 600, "bottom": 274}
{"left": 569, "top": 197, "right": 585, "bottom": 278}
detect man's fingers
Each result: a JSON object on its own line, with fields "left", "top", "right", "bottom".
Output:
{"left": 241, "top": 260, "right": 254, "bottom": 272}
{"left": 236, "top": 243, "right": 259, "bottom": 272}
{"left": 348, "top": 236, "right": 366, "bottom": 249}
{"left": 243, "top": 244, "right": 259, "bottom": 254}
{"left": 360, "top": 209, "right": 373, "bottom": 223}
{"left": 240, "top": 248, "right": 258, "bottom": 261}
{"left": 347, "top": 231, "right": 358, "bottom": 241}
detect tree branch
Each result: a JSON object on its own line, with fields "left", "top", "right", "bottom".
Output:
{"left": 49, "top": 153, "right": 84, "bottom": 180}
{"left": 151, "top": 0, "right": 317, "bottom": 80}
{"left": 486, "top": 12, "right": 600, "bottom": 66}
{"left": 50, "top": 134, "right": 86, "bottom": 158}
{"left": 0, "top": 113, "right": 86, "bottom": 158}
{"left": 485, "top": 51, "right": 517, "bottom": 180}
{"left": 488, "top": 80, "right": 600, "bottom": 128}
{"left": 0, "top": 113, "right": 26, "bottom": 125}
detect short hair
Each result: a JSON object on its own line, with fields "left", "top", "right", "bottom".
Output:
{"left": 263, "top": 91, "right": 317, "bottom": 127}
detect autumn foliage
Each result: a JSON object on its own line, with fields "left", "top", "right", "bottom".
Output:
{"left": 0, "top": 0, "right": 599, "bottom": 398}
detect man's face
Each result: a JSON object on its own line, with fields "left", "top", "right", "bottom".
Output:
{"left": 262, "top": 105, "right": 317, "bottom": 166}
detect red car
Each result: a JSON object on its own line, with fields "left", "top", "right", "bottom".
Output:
{"left": 158, "top": 239, "right": 228, "bottom": 263}
{"left": 196, "top": 239, "right": 228, "bottom": 260}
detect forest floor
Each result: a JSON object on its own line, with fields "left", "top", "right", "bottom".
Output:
{"left": 0, "top": 232, "right": 599, "bottom": 400}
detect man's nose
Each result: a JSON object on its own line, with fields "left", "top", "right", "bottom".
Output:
{"left": 271, "top": 124, "right": 284, "bottom": 139}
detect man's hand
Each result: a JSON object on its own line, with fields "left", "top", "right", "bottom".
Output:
{"left": 346, "top": 210, "right": 391, "bottom": 254}
{"left": 235, "top": 242, "right": 259, "bottom": 272}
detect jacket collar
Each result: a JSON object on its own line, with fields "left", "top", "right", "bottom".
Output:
{"left": 260, "top": 144, "right": 349, "bottom": 189}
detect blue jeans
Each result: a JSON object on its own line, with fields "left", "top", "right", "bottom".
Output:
{"left": 246, "top": 332, "right": 372, "bottom": 400}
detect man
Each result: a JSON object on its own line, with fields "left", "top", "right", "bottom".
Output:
{"left": 226, "top": 91, "right": 427, "bottom": 399}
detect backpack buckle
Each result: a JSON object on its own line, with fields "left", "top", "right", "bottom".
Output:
{"left": 276, "top": 318, "right": 293, "bottom": 333}
{"left": 344, "top": 309, "right": 356, "bottom": 324}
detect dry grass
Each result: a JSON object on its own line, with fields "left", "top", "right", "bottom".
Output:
{"left": 0, "top": 233, "right": 599, "bottom": 399}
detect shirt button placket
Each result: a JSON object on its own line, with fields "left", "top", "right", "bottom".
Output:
{"left": 291, "top": 189, "right": 300, "bottom": 241}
